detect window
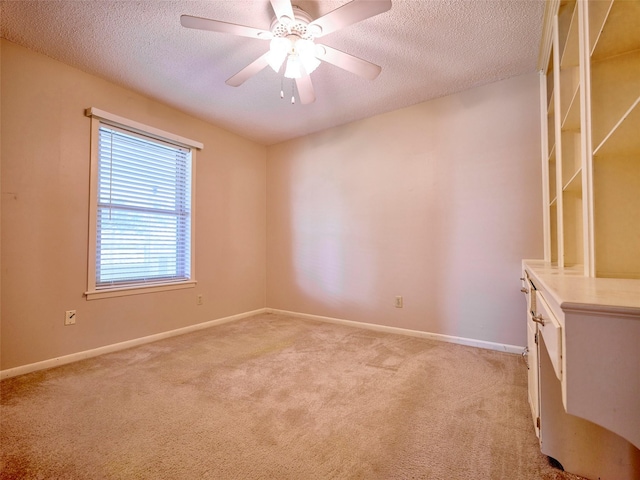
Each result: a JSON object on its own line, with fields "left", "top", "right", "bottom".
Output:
{"left": 85, "top": 108, "right": 202, "bottom": 299}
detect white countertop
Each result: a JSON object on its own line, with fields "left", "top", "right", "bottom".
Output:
{"left": 523, "top": 260, "right": 640, "bottom": 315}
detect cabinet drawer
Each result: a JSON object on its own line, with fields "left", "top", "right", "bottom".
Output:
{"left": 536, "top": 293, "right": 562, "bottom": 380}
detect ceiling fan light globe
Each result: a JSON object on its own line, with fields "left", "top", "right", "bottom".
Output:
{"left": 300, "top": 54, "right": 320, "bottom": 75}
{"left": 267, "top": 37, "right": 291, "bottom": 72}
{"left": 284, "top": 54, "right": 302, "bottom": 79}
{"left": 295, "top": 38, "right": 314, "bottom": 55}
{"left": 270, "top": 37, "right": 292, "bottom": 55}
{"left": 266, "top": 52, "right": 286, "bottom": 73}
{"left": 295, "top": 38, "right": 320, "bottom": 74}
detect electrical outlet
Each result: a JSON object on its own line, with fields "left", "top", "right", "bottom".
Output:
{"left": 395, "top": 296, "right": 403, "bottom": 308}
{"left": 196, "top": 294, "right": 203, "bottom": 305}
{"left": 65, "top": 310, "right": 76, "bottom": 325}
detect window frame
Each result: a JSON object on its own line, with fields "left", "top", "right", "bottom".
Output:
{"left": 85, "top": 108, "right": 202, "bottom": 300}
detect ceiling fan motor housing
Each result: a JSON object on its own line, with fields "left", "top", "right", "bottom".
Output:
{"left": 270, "top": 7, "right": 320, "bottom": 40}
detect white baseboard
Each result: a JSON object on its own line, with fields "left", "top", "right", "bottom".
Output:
{"left": 2, "top": 307, "right": 524, "bottom": 380}
{"left": 0, "top": 308, "right": 267, "bottom": 380}
{"left": 266, "top": 308, "right": 525, "bottom": 355}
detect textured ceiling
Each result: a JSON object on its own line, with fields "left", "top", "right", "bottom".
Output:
{"left": 1, "top": 0, "right": 545, "bottom": 145}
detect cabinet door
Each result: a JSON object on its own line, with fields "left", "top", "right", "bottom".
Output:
{"left": 538, "top": 333, "right": 640, "bottom": 480}
{"left": 522, "top": 274, "right": 540, "bottom": 437}
{"left": 527, "top": 316, "right": 540, "bottom": 438}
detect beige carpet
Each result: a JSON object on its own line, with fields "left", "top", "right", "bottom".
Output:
{"left": 1, "top": 312, "right": 582, "bottom": 479}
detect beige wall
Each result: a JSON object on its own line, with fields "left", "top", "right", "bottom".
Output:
{"left": 1, "top": 38, "right": 543, "bottom": 371}
{"left": 266, "top": 73, "right": 542, "bottom": 347}
{"left": 1, "top": 41, "right": 267, "bottom": 369}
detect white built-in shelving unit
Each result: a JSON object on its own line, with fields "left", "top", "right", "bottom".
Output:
{"left": 540, "top": 0, "right": 640, "bottom": 279}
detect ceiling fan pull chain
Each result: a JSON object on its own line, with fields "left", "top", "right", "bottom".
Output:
{"left": 291, "top": 79, "right": 295, "bottom": 104}
{"left": 280, "top": 76, "right": 284, "bottom": 99}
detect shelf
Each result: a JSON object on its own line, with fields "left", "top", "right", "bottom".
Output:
{"left": 559, "top": 66, "right": 580, "bottom": 120}
{"left": 593, "top": 154, "right": 640, "bottom": 278}
{"left": 561, "top": 3, "right": 580, "bottom": 68}
{"left": 593, "top": 97, "right": 640, "bottom": 157}
{"left": 591, "top": 0, "right": 640, "bottom": 62}
{"left": 590, "top": 50, "right": 640, "bottom": 147}
{"left": 547, "top": 112, "right": 556, "bottom": 157}
{"left": 561, "top": 130, "right": 581, "bottom": 185}
{"left": 561, "top": 84, "right": 580, "bottom": 132}
{"left": 563, "top": 167, "right": 582, "bottom": 193}
{"left": 588, "top": 0, "right": 613, "bottom": 56}
{"left": 558, "top": 1, "right": 577, "bottom": 59}
{"left": 546, "top": 54, "right": 555, "bottom": 106}
{"left": 562, "top": 186, "right": 584, "bottom": 267}
{"left": 591, "top": 1, "right": 640, "bottom": 280}
{"left": 550, "top": 196, "right": 558, "bottom": 207}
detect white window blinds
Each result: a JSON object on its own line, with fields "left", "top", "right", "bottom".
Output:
{"left": 96, "top": 124, "right": 192, "bottom": 288}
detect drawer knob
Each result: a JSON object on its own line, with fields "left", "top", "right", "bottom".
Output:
{"left": 522, "top": 346, "right": 530, "bottom": 370}
{"left": 521, "top": 287, "right": 529, "bottom": 294}
{"left": 532, "top": 314, "right": 545, "bottom": 326}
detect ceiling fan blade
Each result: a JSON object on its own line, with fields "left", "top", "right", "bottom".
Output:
{"left": 295, "top": 75, "right": 316, "bottom": 104}
{"left": 226, "top": 52, "right": 271, "bottom": 87}
{"left": 180, "top": 15, "right": 271, "bottom": 39}
{"left": 270, "top": 0, "right": 295, "bottom": 23}
{"left": 309, "top": 0, "right": 392, "bottom": 38}
{"left": 316, "top": 45, "right": 382, "bottom": 80}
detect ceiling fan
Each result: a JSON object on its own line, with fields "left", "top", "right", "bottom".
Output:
{"left": 181, "top": 0, "right": 392, "bottom": 104}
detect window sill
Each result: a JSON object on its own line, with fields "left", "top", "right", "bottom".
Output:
{"left": 85, "top": 280, "right": 197, "bottom": 300}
